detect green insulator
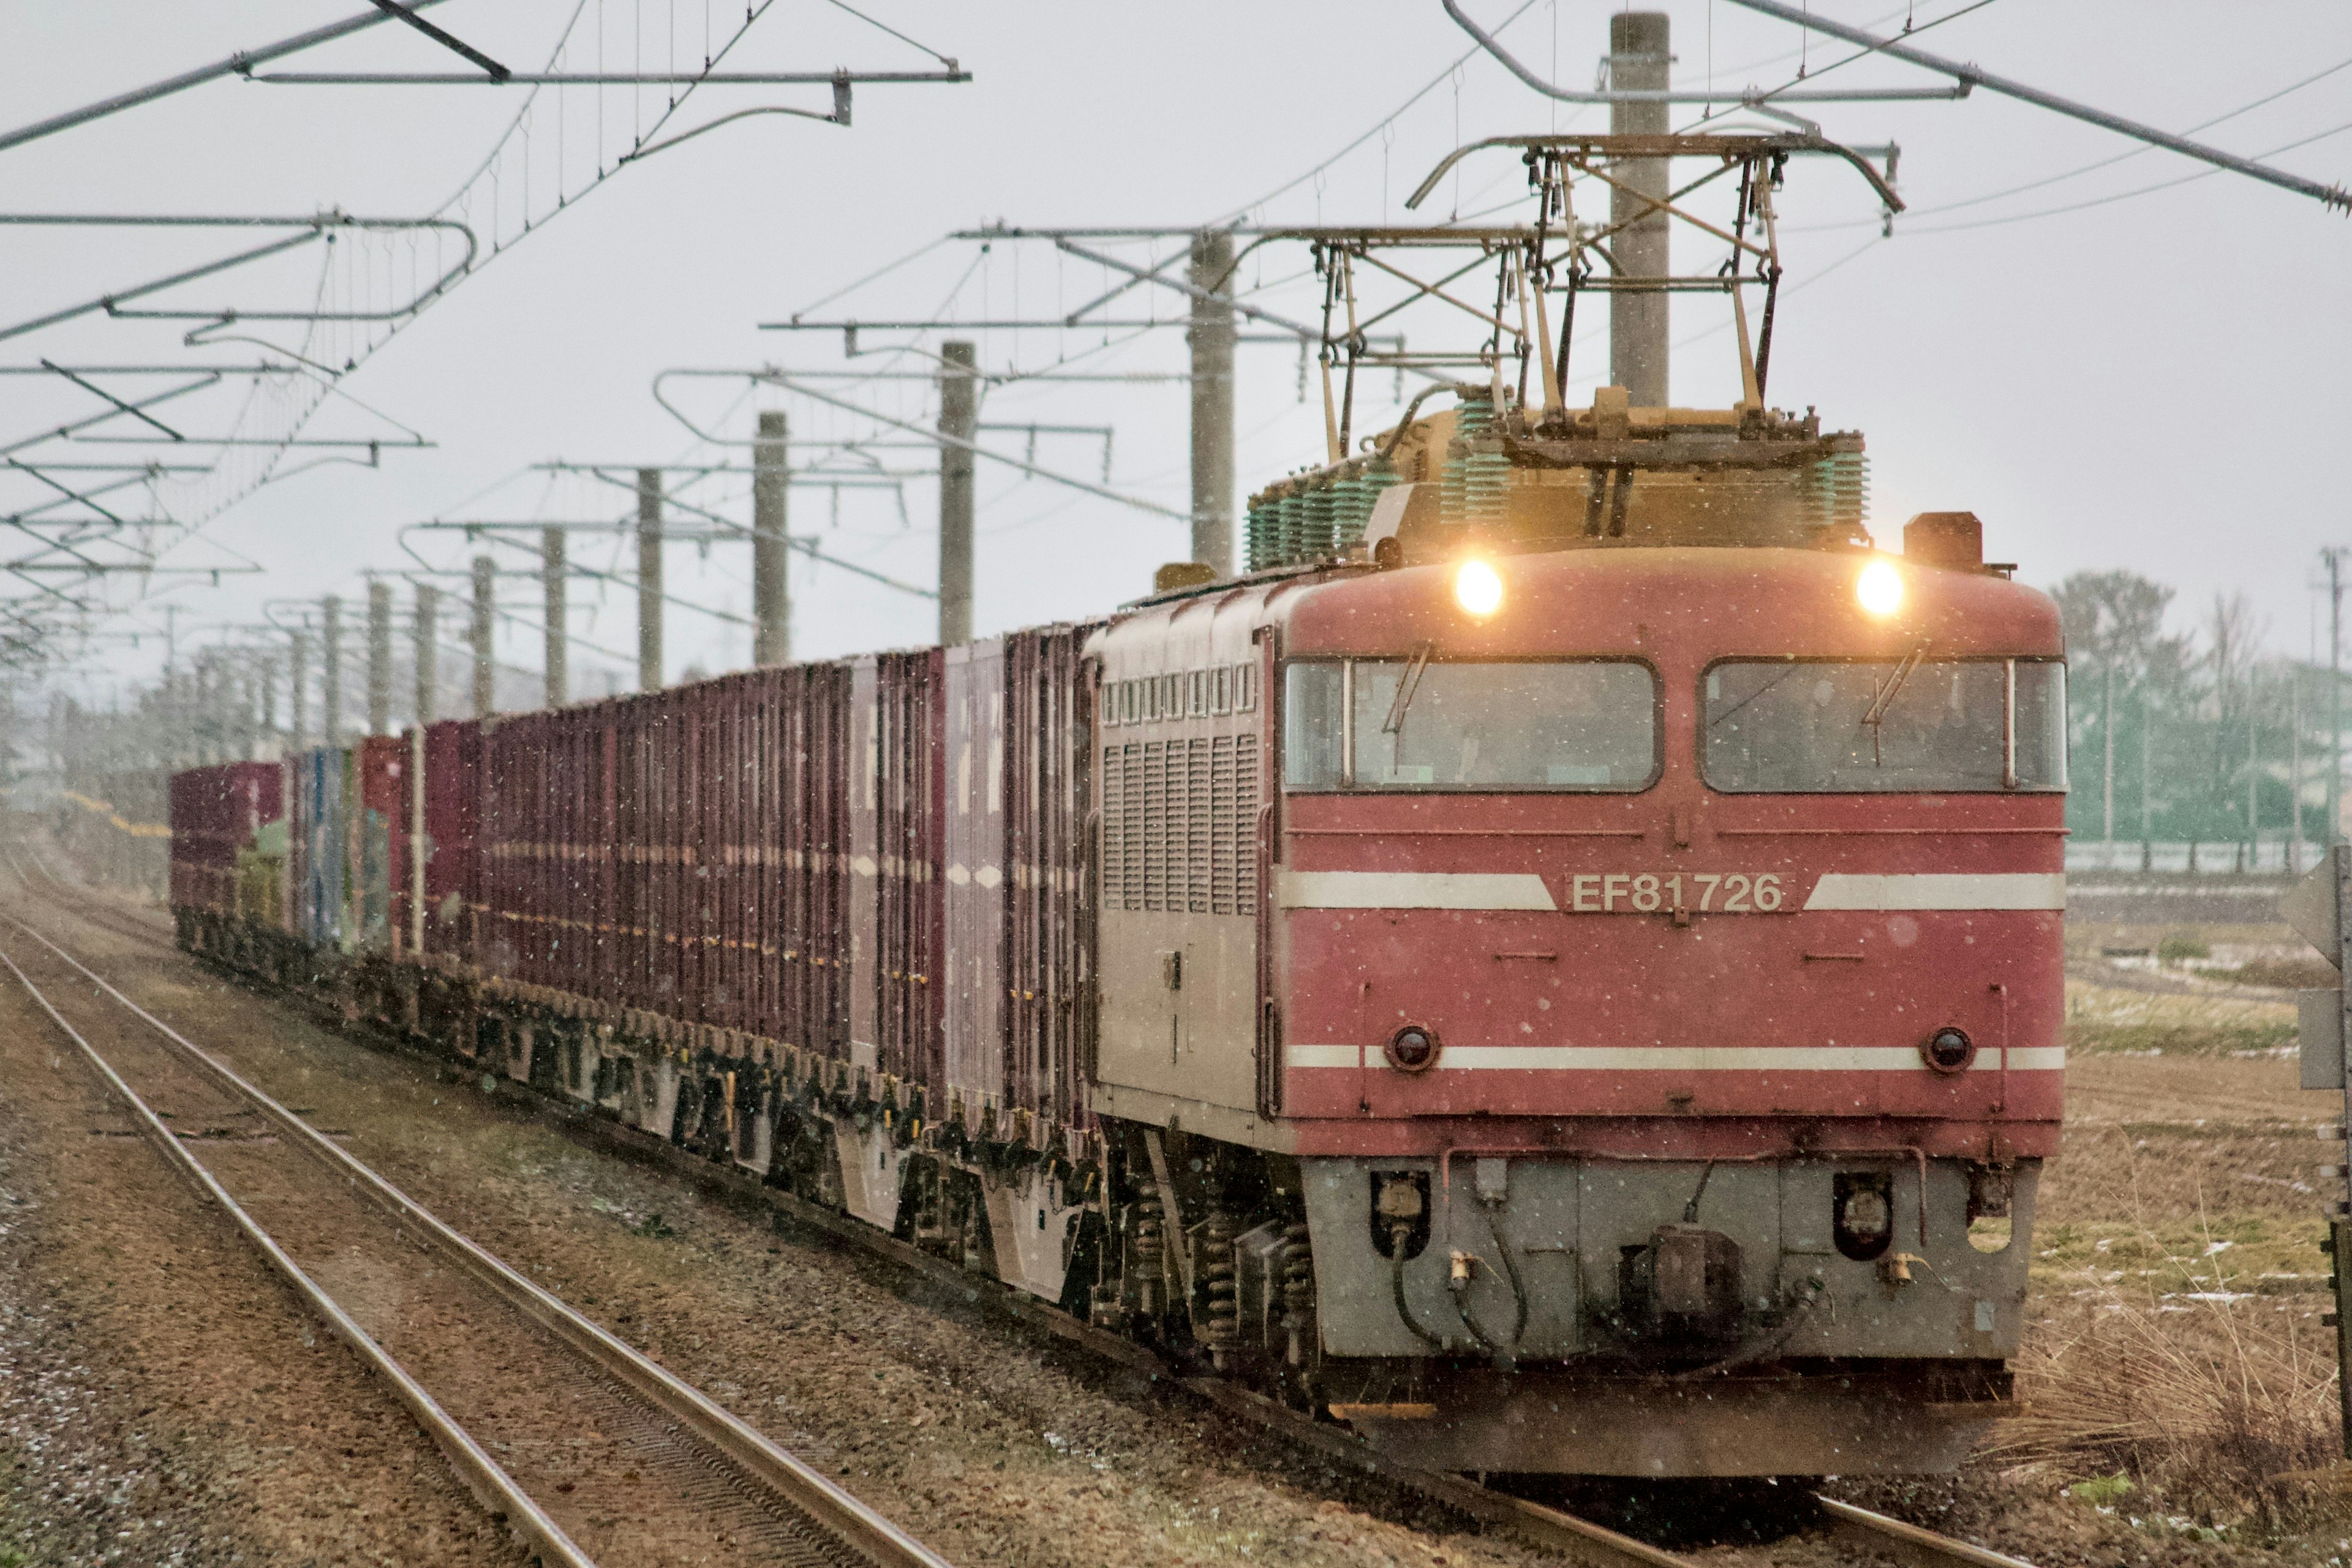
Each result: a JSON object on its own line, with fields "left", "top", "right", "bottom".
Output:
{"left": 1246, "top": 496, "right": 1280, "bottom": 571}
{"left": 1462, "top": 444, "right": 1512, "bottom": 523}
{"left": 1277, "top": 491, "right": 1308, "bottom": 565}
{"left": 1332, "top": 458, "right": 1397, "bottom": 552}
{"left": 1454, "top": 393, "right": 1495, "bottom": 440}
{"left": 1439, "top": 391, "right": 1495, "bottom": 526}
{"left": 1328, "top": 468, "right": 1370, "bottom": 552}
{"left": 1302, "top": 482, "right": 1338, "bottom": 561}
{"left": 1804, "top": 451, "right": 1870, "bottom": 534}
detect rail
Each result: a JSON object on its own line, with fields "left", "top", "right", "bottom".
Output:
{"left": 0, "top": 899, "right": 955, "bottom": 1568}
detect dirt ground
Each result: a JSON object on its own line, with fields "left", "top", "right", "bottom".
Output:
{"left": 0, "top": 941, "right": 522, "bottom": 1567}
{"left": 2, "top": 892, "right": 1554, "bottom": 1568}
{"left": 9, "top": 865, "right": 2352, "bottom": 1566}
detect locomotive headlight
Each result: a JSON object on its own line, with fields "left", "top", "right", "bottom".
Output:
{"left": 1453, "top": 559, "right": 1503, "bottom": 618}
{"left": 1856, "top": 558, "right": 1905, "bottom": 618}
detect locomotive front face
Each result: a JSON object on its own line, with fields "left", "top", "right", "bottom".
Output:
{"left": 1109, "top": 544, "right": 2066, "bottom": 1476}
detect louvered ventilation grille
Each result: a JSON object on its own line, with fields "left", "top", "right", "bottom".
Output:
{"left": 1101, "top": 732, "right": 1258, "bottom": 915}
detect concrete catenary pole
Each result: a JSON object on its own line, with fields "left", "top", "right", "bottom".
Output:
{"left": 367, "top": 578, "right": 393, "bottom": 736}
{"left": 192, "top": 654, "right": 214, "bottom": 764}
{"left": 413, "top": 582, "right": 439, "bottom": 728}
{"left": 288, "top": 630, "right": 309, "bottom": 751}
{"left": 259, "top": 656, "right": 277, "bottom": 758}
{"left": 752, "top": 410, "right": 791, "bottom": 665}
{"left": 541, "top": 527, "right": 567, "bottom": 709}
{"left": 410, "top": 581, "right": 435, "bottom": 957}
{"left": 938, "top": 341, "right": 977, "bottom": 646}
{"left": 1609, "top": 12, "right": 1671, "bottom": 407}
{"left": 638, "top": 468, "right": 663, "bottom": 693}
{"left": 1188, "top": 229, "right": 1237, "bottom": 572}
{"left": 470, "top": 554, "right": 496, "bottom": 719}
{"left": 321, "top": 594, "right": 343, "bottom": 749}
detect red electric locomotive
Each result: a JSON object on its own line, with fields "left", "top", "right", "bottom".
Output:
{"left": 169, "top": 133, "right": 2064, "bottom": 1479}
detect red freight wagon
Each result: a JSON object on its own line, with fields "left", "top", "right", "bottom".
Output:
{"left": 415, "top": 719, "right": 482, "bottom": 962}
{"left": 168, "top": 760, "right": 283, "bottom": 930}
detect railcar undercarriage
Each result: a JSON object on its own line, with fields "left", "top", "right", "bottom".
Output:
{"left": 178, "top": 908, "right": 2027, "bottom": 1477}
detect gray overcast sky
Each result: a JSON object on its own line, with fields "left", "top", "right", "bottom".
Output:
{"left": 8, "top": 1, "right": 2350, "bottom": 703}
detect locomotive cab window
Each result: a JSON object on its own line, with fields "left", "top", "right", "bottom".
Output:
{"left": 1284, "top": 658, "right": 1658, "bottom": 792}
{"left": 1703, "top": 657, "right": 2067, "bottom": 793}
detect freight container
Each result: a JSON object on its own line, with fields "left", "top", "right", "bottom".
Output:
{"left": 416, "top": 719, "right": 482, "bottom": 962}
{"left": 167, "top": 761, "right": 283, "bottom": 919}
{"left": 288, "top": 746, "right": 349, "bottom": 950}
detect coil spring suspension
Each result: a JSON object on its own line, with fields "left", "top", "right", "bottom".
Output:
{"left": 1278, "top": 1222, "right": 1315, "bottom": 1368}
{"left": 1200, "top": 1210, "right": 1240, "bottom": 1370}
{"left": 1131, "top": 1183, "right": 1166, "bottom": 1321}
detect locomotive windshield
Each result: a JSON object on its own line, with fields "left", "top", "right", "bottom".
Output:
{"left": 1703, "top": 658, "right": 2067, "bottom": 793}
{"left": 1284, "top": 659, "right": 1657, "bottom": 791}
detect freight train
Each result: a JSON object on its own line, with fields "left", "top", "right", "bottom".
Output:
{"left": 167, "top": 133, "right": 2065, "bottom": 1478}
{"left": 167, "top": 390, "right": 2064, "bottom": 1479}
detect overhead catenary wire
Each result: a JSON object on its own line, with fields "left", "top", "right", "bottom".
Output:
{"left": 1719, "top": 0, "right": 2349, "bottom": 210}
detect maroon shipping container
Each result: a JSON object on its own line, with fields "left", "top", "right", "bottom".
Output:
{"left": 777, "top": 662, "right": 852, "bottom": 1059}
{"left": 849, "top": 650, "right": 946, "bottom": 1096}
{"left": 939, "top": 627, "right": 1096, "bottom": 1135}
{"left": 464, "top": 638, "right": 1090, "bottom": 1142}
{"left": 415, "top": 719, "right": 482, "bottom": 961}
{"left": 168, "top": 761, "right": 284, "bottom": 918}
{"left": 1001, "top": 626, "right": 1096, "bottom": 1133}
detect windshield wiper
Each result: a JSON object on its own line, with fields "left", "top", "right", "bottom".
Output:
{"left": 1708, "top": 664, "right": 1802, "bottom": 731}
{"left": 1382, "top": 641, "right": 1434, "bottom": 736}
{"left": 1861, "top": 643, "right": 1929, "bottom": 766}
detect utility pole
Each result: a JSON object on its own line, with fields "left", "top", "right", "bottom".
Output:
{"left": 195, "top": 654, "right": 215, "bottom": 764}
{"left": 259, "top": 655, "right": 278, "bottom": 758}
{"left": 289, "top": 630, "right": 309, "bottom": 751}
{"left": 1189, "top": 229, "right": 1236, "bottom": 571}
{"left": 752, "top": 409, "right": 790, "bottom": 665}
{"left": 938, "top": 340, "right": 978, "bottom": 646}
{"left": 638, "top": 468, "right": 663, "bottom": 693}
{"left": 413, "top": 582, "right": 439, "bottom": 728}
{"left": 1609, "top": 12, "right": 1672, "bottom": 407}
{"left": 471, "top": 554, "right": 496, "bottom": 719}
{"left": 541, "top": 527, "right": 567, "bottom": 709}
{"left": 367, "top": 578, "right": 393, "bottom": 736}
{"left": 321, "top": 594, "right": 343, "bottom": 749}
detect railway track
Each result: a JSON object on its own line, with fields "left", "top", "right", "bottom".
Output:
{"left": 0, "top": 862, "right": 2040, "bottom": 1568}
{"left": 0, "top": 902, "right": 956, "bottom": 1568}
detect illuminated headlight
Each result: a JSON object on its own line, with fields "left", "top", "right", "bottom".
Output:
{"left": 1856, "top": 558, "right": 1904, "bottom": 617}
{"left": 1453, "top": 559, "right": 1503, "bottom": 617}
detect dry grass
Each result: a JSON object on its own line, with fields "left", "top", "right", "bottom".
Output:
{"left": 2007, "top": 960, "right": 2352, "bottom": 1549}
{"left": 1997, "top": 1274, "right": 2343, "bottom": 1539}
{"left": 2066, "top": 981, "right": 2298, "bottom": 1059}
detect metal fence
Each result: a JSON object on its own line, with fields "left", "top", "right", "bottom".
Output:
{"left": 2064, "top": 840, "right": 2315, "bottom": 876}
